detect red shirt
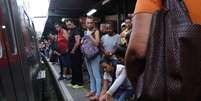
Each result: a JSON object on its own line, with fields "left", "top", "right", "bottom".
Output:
{"left": 57, "top": 29, "right": 68, "bottom": 54}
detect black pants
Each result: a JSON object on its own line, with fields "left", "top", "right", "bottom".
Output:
{"left": 58, "top": 56, "right": 64, "bottom": 77}
{"left": 71, "top": 52, "right": 83, "bottom": 85}
{"left": 50, "top": 52, "right": 58, "bottom": 63}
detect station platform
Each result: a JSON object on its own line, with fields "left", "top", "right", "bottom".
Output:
{"left": 46, "top": 59, "right": 90, "bottom": 101}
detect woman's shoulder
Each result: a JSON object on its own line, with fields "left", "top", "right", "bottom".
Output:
{"left": 94, "top": 29, "right": 100, "bottom": 34}
{"left": 134, "top": 0, "right": 162, "bottom": 14}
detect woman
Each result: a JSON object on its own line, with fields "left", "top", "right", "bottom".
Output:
{"left": 83, "top": 16, "right": 102, "bottom": 100}
{"left": 55, "top": 23, "right": 71, "bottom": 80}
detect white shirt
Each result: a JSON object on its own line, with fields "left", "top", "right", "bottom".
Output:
{"left": 103, "top": 64, "right": 133, "bottom": 96}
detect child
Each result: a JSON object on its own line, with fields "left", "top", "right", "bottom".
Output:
{"left": 99, "top": 48, "right": 133, "bottom": 101}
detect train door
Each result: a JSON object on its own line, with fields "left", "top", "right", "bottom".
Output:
{"left": 0, "top": 1, "right": 17, "bottom": 101}
{"left": 0, "top": 17, "right": 17, "bottom": 101}
{"left": 10, "top": 0, "right": 42, "bottom": 100}
{"left": 0, "top": 0, "right": 29, "bottom": 101}
{"left": 9, "top": 0, "right": 36, "bottom": 101}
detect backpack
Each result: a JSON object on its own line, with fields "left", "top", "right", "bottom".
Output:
{"left": 135, "top": 0, "right": 201, "bottom": 101}
{"left": 81, "top": 31, "right": 99, "bottom": 59}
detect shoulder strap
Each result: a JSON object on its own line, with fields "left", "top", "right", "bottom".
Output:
{"left": 161, "top": 0, "right": 191, "bottom": 23}
{"left": 84, "top": 31, "right": 87, "bottom": 35}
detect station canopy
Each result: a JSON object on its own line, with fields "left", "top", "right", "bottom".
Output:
{"left": 42, "top": 0, "right": 136, "bottom": 38}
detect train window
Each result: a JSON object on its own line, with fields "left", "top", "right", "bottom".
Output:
{"left": 3, "top": 0, "right": 18, "bottom": 55}
{"left": 4, "top": 24, "right": 18, "bottom": 55}
{"left": 23, "top": 11, "right": 31, "bottom": 28}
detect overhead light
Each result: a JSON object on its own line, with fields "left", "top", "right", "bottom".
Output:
{"left": 61, "top": 18, "right": 66, "bottom": 22}
{"left": 102, "top": 0, "right": 110, "bottom": 5}
{"left": 87, "top": 9, "right": 97, "bottom": 16}
{"left": 2, "top": 25, "right": 6, "bottom": 29}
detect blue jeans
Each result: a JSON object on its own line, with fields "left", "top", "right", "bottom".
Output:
{"left": 114, "top": 89, "right": 134, "bottom": 101}
{"left": 84, "top": 55, "right": 102, "bottom": 96}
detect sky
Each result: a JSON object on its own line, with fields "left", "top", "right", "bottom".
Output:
{"left": 17, "top": 0, "right": 50, "bottom": 37}
{"left": 30, "top": 0, "right": 50, "bottom": 37}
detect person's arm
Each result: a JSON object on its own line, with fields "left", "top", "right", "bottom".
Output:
{"left": 89, "top": 30, "right": 100, "bottom": 46}
{"left": 100, "top": 36, "right": 105, "bottom": 52}
{"left": 106, "top": 68, "right": 127, "bottom": 96}
{"left": 100, "top": 79, "right": 109, "bottom": 96}
{"left": 62, "top": 29, "right": 69, "bottom": 40}
{"left": 120, "top": 31, "right": 126, "bottom": 38}
{"left": 71, "top": 35, "right": 81, "bottom": 54}
{"left": 111, "top": 35, "right": 120, "bottom": 54}
{"left": 100, "top": 41, "right": 105, "bottom": 54}
{"left": 125, "top": 13, "right": 153, "bottom": 88}
{"left": 125, "top": 0, "right": 161, "bottom": 89}
{"left": 100, "top": 37, "right": 110, "bottom": 57}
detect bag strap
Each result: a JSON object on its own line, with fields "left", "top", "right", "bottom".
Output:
{"left": 85, "top": 30, "right": 96, "bottom": 37}
{"left": 162, "top": 0, "right": 192, "bottom": 23}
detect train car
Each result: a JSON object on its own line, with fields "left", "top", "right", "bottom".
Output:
{"left": 0, "top": 0, "right": 42, "bottom": 101}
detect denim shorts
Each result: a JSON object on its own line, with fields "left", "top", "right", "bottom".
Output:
{"left": 60, "top": 53, "right": 71, "bottom": 68}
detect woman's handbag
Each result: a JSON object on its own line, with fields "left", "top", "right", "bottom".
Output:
{"left": 135, "top": 0, "right": 201, "bottom": 101}
{"left": 81, "top": 32, "right": 99, "bottom": 59}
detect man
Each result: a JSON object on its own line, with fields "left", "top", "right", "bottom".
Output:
{"left": 124, "top": 18, "right": 132, "bottom": 42}
{"left": 65, "top": 19, "right": 83, "bottom": 88}
{"left": 101, "top": 22, "right": 120, "bottom": 60}
{"left": 120, "top": 18, "right": 132, "bottom": 48}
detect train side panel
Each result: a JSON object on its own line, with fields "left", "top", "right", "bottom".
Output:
{"left": 0, "top": 7, "right": 16, "bottom": 100}
{"left": 0, "top": 0, "right": 42, "bottom": 100}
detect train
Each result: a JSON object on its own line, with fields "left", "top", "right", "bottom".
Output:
{"left": 0, "top": 0, "right": 42, "bottom": 101}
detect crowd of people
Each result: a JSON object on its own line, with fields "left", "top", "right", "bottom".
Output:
{"left": 39, "top": 0, "right": 201, "bottom": 100}
{"left": 39, "top": 16, "right": 134, "bottom": 101}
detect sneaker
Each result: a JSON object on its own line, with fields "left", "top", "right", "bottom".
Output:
{"left": 72, "top": 85, "right": 83, "bottom": 89}
{"left": 58, "top": 76, "right": 65, "bottom": 81}
{"left": 65, "top": 77, "right": 72, "bottom": 81}
{"left": 67, "top": 83, "right": 74, "bottom": 87}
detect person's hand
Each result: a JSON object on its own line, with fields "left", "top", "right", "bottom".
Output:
{"left": 104, "top": 52, "right": 109, "bottom": 57}
{"left": 87, "top": 30, "right": 93, "bottom": 35}
{"left": 66, "top": 49, "right": 69, "bottom": 53}
{"left": 104, "top": 51, "right": 109, "bottom": 56}
{"left": 54, "top": 51, "right": 61, "bottom": 56}
{"left": 120, "top": 32, "right": 126, "bottom": 38}
{"left": 88, "top": 34, "right": 94, "bottom": 40}
{"left": 105, "top": 93, "right": 113, "bottom": 101}
{"left": 99, "top": 95, "right": 106, "bottom": 101}
{"left": 70, "top": 50, "right": 75, "bottom": 54}
{"left": 81, "top": 39, "right": 83, "bottom": 44}
{"left": 104, "top": 51, "right": 112, "bottom": 57}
